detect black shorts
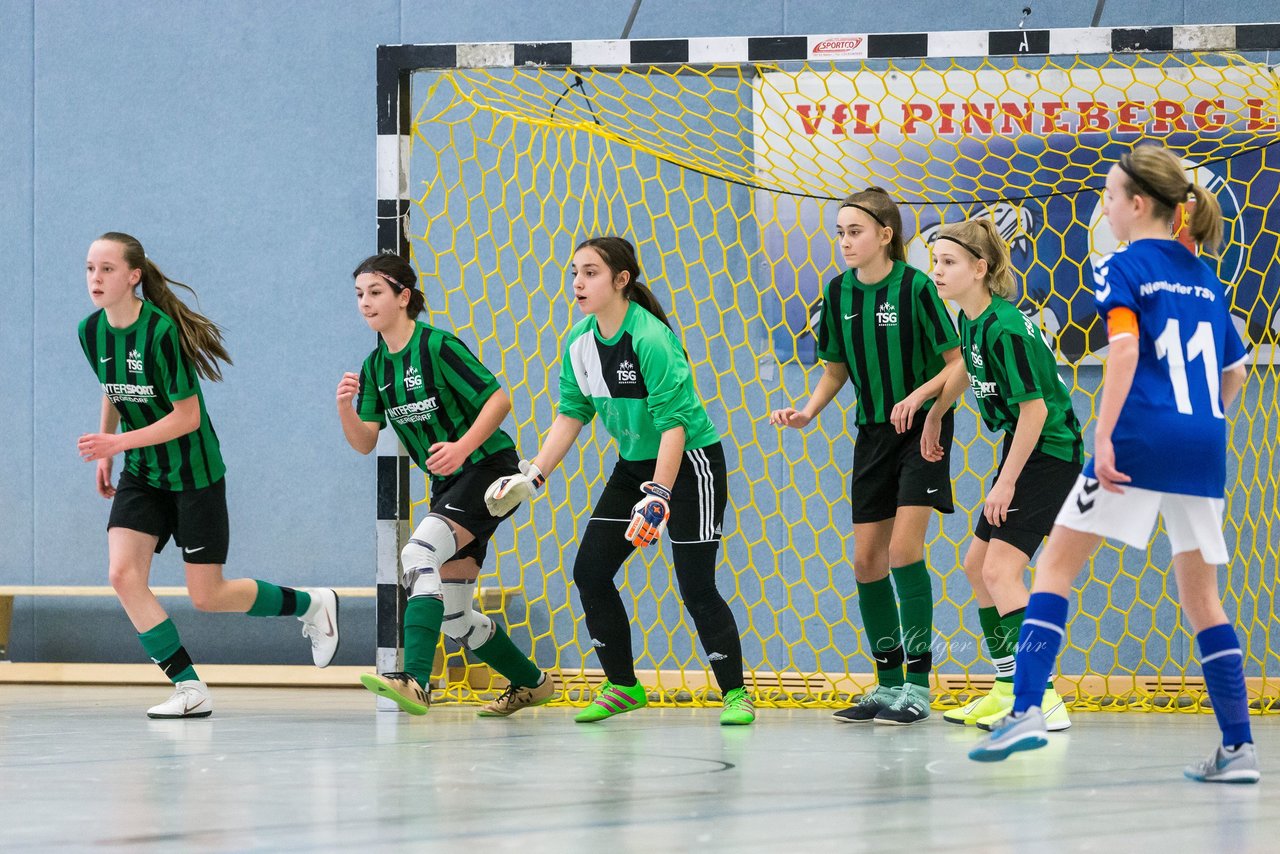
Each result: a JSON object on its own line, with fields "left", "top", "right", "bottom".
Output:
{"left": 850, "top": 409, "right": 955, "bottom": 524}
{"left": 428, "top": 448, "right": 520, "bottom": 566}
{"left": 590, "top": 442, "right": 728, "bottom": 543}
{"left": 974, "top": 437, "right": 1082, "bottom": 558}
{"left": 108, "top": 471, "right": 230, "bottom": 564}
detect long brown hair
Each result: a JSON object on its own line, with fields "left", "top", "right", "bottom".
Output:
{"left": 575, "top": 236, "right": 673, "bottom": 330}
{"left": 840, "top": 186, "right": 906, "bottom": 263}
{"left": 1117, "top": 144, "right": 1224, "bottom": 253}
{"left": 936, "top": 218, "right": 1016, "bottom": 299}
{"left": 352, "top": 252, "right": 425, "bottom": 319}
{"left": 98, "top": 232, "right": 231, "bottom": 382}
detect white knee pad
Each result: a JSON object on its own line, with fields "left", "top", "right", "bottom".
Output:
{"left": 440, "top": 579, "right": 495, "bottom": 650}
{"left": 401, "top": 514, "right": 457, "bottom": 598}
{"left": 441, "top": 609, "right": 495, "bottom": 650}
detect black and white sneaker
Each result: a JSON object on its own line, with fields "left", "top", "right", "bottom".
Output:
{"left": 832, "top": 685, "right": 900, "bottom": 722}
{"left": 874, "top": 683, "right": 931, "bottom": 725}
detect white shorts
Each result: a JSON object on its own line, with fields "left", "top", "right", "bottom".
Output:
{"left": 1053, "top": 475, "right": 1229, "bottom": 565}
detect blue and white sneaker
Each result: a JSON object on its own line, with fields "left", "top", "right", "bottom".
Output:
{"left": 968, "top": 707, "right": 1048, "bottom": 762}
{"left": 1184, "top": 743, "right": 1260, "bottom": 784}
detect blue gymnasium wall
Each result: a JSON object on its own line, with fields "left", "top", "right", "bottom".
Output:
{"left": 0, "top": 0, "right": 1273, "bottom": 669}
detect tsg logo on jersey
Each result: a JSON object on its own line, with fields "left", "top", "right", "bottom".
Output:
{"left": 616, "top": 359, "right": 637, "bottom": 383}
{"left": 404, "top": 365, "right": 423, "bottom": 391}
{"left": 876, "top": 301, "right": 897, "bottom": 326}
{"left": 126, "top": 348, "right": 144, "bottom": 373}
{"left": 970, "top": 343, "right": 984, "bottom": 367}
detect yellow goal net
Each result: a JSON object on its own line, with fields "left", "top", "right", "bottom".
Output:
{"left": 380, "top": 31, "right": 1280, "bottom": 710}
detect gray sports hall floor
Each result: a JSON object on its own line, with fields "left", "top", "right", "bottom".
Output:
{"left": 1, "top": 686, "right": 1275, "bottom": 852}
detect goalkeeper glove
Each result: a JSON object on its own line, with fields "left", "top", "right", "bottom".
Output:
{"left": 625, "top": 481, "right": 672, "bottom": 548}
{"left": 484, "top": 460, "right": 545, "bottom": 516}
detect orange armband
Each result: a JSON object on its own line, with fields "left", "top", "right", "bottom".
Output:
{"left": 1107, "top": 307, "right": 1138, "bottom": 341}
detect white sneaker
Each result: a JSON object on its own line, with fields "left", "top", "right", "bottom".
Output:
{"left": 147, "top": 680, "right": 213, "bottom": 719}
{"left": 298, "top": 588, "right": 340, "bottom": 667}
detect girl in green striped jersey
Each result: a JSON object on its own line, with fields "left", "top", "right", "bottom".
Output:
{"left": 925, "top": 218, "right": 1081, "bottom": 732}
{"left": 78, "top": 233, "right": 339, "bottom": 720}
{"left": 338, "top": 253, "right": 551, "bottom": 717}
{"left": 485, "top": 237, "right": 754, "bottom": 725}
{"left": 770, "top": 188, "right": 964, "bottom": 725}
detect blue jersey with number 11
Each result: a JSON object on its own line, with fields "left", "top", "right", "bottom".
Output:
{"left": 1089, "top": 239, "right": 1248, "bottom": 498}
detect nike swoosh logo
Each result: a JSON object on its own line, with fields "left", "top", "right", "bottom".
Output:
{"left": 319, "top": 612, "right": 335, "bottom": 638}
{"left": 99, "top": 357, "right": 111, "bottom": 363}
{"left": 379, "top": 383, "right": 393, "bottom": 392}
{"left": 184, "top": 546, "right": 205, "bottom": 554}
{"left": 844, "top": 313, "right": 859, "bottom": 320}
{"left": 1006, "top": 508, "right": 1019, "bottom": 513}
{"left": 184, "top": 696, "right": 209, "bottom": 713}
{"left": 926, "top": 488, "right": 939, "bottom": 494}
{"left": 444, "top": 504, "right": 463, "bottom": 512}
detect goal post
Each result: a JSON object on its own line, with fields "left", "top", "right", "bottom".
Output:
{"left": 374, "top": 24, "right": 1280, "bottom": 709}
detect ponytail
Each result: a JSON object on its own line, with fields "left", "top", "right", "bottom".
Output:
{"left": 1186, "top": 182, "right": 1225, "bottom": 254}
{"left": 575, "top": 236, "right": 674, "bottom": 331}
{"left": 99, "top": 232, "right": 231, "bottom": 382}
{"left": 622, "top": 280, "right": 673, "bottom": 330}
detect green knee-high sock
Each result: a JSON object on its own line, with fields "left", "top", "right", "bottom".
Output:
{"left": 246, "top": 580, "right": 312, "bottom": 617}
{"left": 993, "top": 607, "right": 1026, "bottom": 685}
{"left": 138, "top": 618, "right": 200, "bottom": 684}
{"left": 978, "top": 605, "right": 1008, "bottom": 681}
{"left": 892, "top": 561, "right": 934, "bottom": 689}
{"left": 856, "top": 576, "right": 904, "bottom": 689}
{"left": 472, "top": 622, "right": 543, "bottom": 688}
{"left": 404, "top": 596, "right": 445, "bottom": 688}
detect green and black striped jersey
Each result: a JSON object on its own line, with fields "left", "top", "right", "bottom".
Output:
{"left": 356, "top": 322, "right": 515, "bottom": 479}
{"left": 78, "top": 301, "right": 225, "bottom": 490}
{"left": 959, "top": 296, "right": 1083, "bottom": 464}
{"left": 817, "top": 260, "right": 960, "bottom": 426}
{"left": 558, "top": 301, "right": 719, "bottom": 461}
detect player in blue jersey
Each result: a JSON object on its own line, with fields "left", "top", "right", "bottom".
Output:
{"left": 968, "top": 144, "right": 1256, "bottom": 783}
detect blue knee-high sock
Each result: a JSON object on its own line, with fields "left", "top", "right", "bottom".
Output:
{"left": 1012, "top": 592, "right": 1069, "bottom": 714}
{"left": 1197, "top": 623, "right": 1252, "bottom": 747}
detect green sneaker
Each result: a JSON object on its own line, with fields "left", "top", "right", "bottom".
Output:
{"left": 574, "top": 680, "right": 648, "bottom": 723}
{"left": 719, "top": 686, "right": 756, "bottom": 726}
{"left": 948, "top": 681, "right": 1013, "bottom": 727}
{"left": 360, "top": 672, "right": 429, "bottom": 716}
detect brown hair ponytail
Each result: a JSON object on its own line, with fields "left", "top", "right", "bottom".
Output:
{"left": 99, "top": 232, "right": 231, "bottom": 382}
{"left": 575, "top": 236, "right": 674, "bottom": 331}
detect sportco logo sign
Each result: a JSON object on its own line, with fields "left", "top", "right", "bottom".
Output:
{"left": 808, "top": 36, "right": 866, "bottom": 60}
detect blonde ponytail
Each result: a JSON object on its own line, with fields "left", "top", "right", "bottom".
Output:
{"left": 99, "top": 232, "right": 232, "bottom": 382}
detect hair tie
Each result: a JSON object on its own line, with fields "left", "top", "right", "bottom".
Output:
{"left": 1186, "top": 183, "right": 1195, "bottom": 195}
{"left": 840, "top": 201, "right": 888, "bottom": 229}
{"left": 935, "top": 234, "right": 983, "bottom": 260}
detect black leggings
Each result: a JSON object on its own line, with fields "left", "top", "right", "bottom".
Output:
{"left": 571, "top": 444, "right": 744, "bottom": 693}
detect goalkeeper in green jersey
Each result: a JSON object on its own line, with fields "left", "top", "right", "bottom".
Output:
{"left": 770, "top": 188, "right": 964, "bottom": 725}
{"left": 78, "top": 232, "right": 339, "bottom": 720}
{"left": 337, "top": 252, "right": 552, "bottom": 717}
{"left": 925, "top": 218, "right": 1082, "bottom": 732}
{"left": 485, "top": 236, "right": 754, "bottom": 726}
